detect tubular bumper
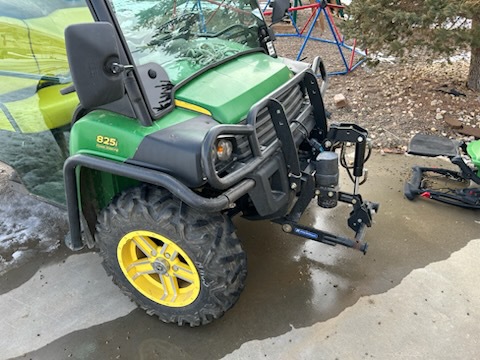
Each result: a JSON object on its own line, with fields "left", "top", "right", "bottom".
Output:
{"left": 63, "top": 154, "right": 255, "bottom": 250}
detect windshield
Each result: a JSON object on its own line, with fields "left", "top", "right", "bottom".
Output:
{"left": 0, "top": 0, "right": 91, "bottom": 204}
{"left": 109, "top": 0, "right": 267, "bottom": 84}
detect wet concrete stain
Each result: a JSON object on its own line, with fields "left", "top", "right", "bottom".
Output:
{"left": 223, "top": 239, "right": 480, "bottom": 359}
{"left": 1, "top": 254, "right": 136, "bottom": 359}
{"left": 5, "top": 153, "right": 480, "bottom": 359}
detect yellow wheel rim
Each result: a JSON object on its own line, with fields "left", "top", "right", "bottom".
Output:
{"left": 117, "top": 230, "right": 201, "bottom": 307}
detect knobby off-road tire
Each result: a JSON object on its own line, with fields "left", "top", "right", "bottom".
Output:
{"left": 95, "top": 185, "right": 247, "bottom": 326}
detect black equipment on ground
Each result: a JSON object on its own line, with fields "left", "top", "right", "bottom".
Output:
{"left": 404, "top": 134, "right": 480, "bottom": 209}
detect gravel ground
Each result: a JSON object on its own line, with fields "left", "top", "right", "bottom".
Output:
{"left": 272, "top": 13, "right": 480, "bottom": 151}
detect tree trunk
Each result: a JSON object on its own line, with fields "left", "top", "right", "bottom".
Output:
{"left": 467, "top": 47, "right": 480, "bottom": 91}
{"left": 467, "top": 16, "right": 480, "bottom": 91}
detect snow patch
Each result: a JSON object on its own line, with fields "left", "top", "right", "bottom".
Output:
{"left": 0, "top": 182, "right": 68, "bottom": 275}
{"left": 433, "top": 51, "right": 471, "bottom": 63}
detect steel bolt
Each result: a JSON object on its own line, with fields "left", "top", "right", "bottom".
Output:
{"left": 153, "top": 259, "right": 170, "bottom": 275}
{"left": 315, "top": 190, "right": 321, "bottom": 195}
{"left": 328, "top": 191, "right": 334, "bottom": 197}
{"left": 282, "top": 224, "right": 293, "bottom": 233}
{"left": 357, "top": 136, "right": 364, "bottom": 143}
{"left": 291, "top": 182, "right": 297, "bottom": 190}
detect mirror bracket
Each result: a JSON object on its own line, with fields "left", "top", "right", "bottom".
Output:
{"left": 110, "top": 63, "right": 134, "bottom": 75}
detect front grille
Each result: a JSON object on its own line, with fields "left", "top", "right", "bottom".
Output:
{"left": 235, "top": 84, "right": 307, "bottom": 160}
{"left": 207, "top": 70, "right": 322, "bottom": 188}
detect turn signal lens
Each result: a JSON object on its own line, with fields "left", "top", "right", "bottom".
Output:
{"left": 216, "top": 139, "right": 233, "bottom": 161}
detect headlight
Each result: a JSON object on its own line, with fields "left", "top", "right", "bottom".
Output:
{"left": 216, "top": 139, "right": 233, "bottom": 162}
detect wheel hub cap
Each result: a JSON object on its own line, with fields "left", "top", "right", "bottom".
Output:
{"left": 153, "top": 259, "right": 170, "bottom": 275}
{"left": 117, "top": 230, "right": 201, "bottom": 307}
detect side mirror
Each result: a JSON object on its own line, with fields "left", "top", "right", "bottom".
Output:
{"left": 65, "top": 22, "right": 125, "bottom": 109}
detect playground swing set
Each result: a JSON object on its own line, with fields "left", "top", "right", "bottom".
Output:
{"left": 263, "top": 0, "right": 366, "bottom": 75}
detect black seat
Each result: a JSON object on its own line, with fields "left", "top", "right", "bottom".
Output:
{"left": 407, "top": 134, "right": 460, "bottom": 158}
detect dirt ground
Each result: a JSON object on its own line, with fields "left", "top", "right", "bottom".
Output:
{"left": 272, "top": 14, "right": 480, "bottom": 151}
{"left": 322, "top": 59, "right": 479, "bottom": 151}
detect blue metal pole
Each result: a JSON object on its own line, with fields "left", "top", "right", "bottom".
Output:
{"left": 197, "top": 0, "right": 206, "bottom": 32}
{"left": 323, "top": 7, "right": 349, "bottom": 72}
{"left": 295, "top": 6, "right": 322, "bottom": 60}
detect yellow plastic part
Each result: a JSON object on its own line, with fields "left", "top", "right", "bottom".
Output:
{"left": 117, "top": 230, "right": 201, "bottom": 307}
{"left": 3, "top": 84, "right": 79, "bottom": 132}
{"left": 174, "top": 99, "right": 212, "bottom": 116}
{"left": 0, "top": 7, "right": 92, "bottom": 133}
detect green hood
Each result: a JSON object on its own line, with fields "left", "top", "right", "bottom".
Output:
{"left": 174, "top": 53, "right": 293, "bottom": 124}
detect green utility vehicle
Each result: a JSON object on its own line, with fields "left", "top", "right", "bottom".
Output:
{"left": 1, "top": 0, "right": 378, "bottom": 326}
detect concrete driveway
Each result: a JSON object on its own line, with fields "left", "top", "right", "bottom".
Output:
{"left": 0, "top": 153, "right": 479, "bottom": 360}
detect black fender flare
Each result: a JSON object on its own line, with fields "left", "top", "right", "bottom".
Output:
{"left": 63, "top": 154, "right": 255, "bottom": 250}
